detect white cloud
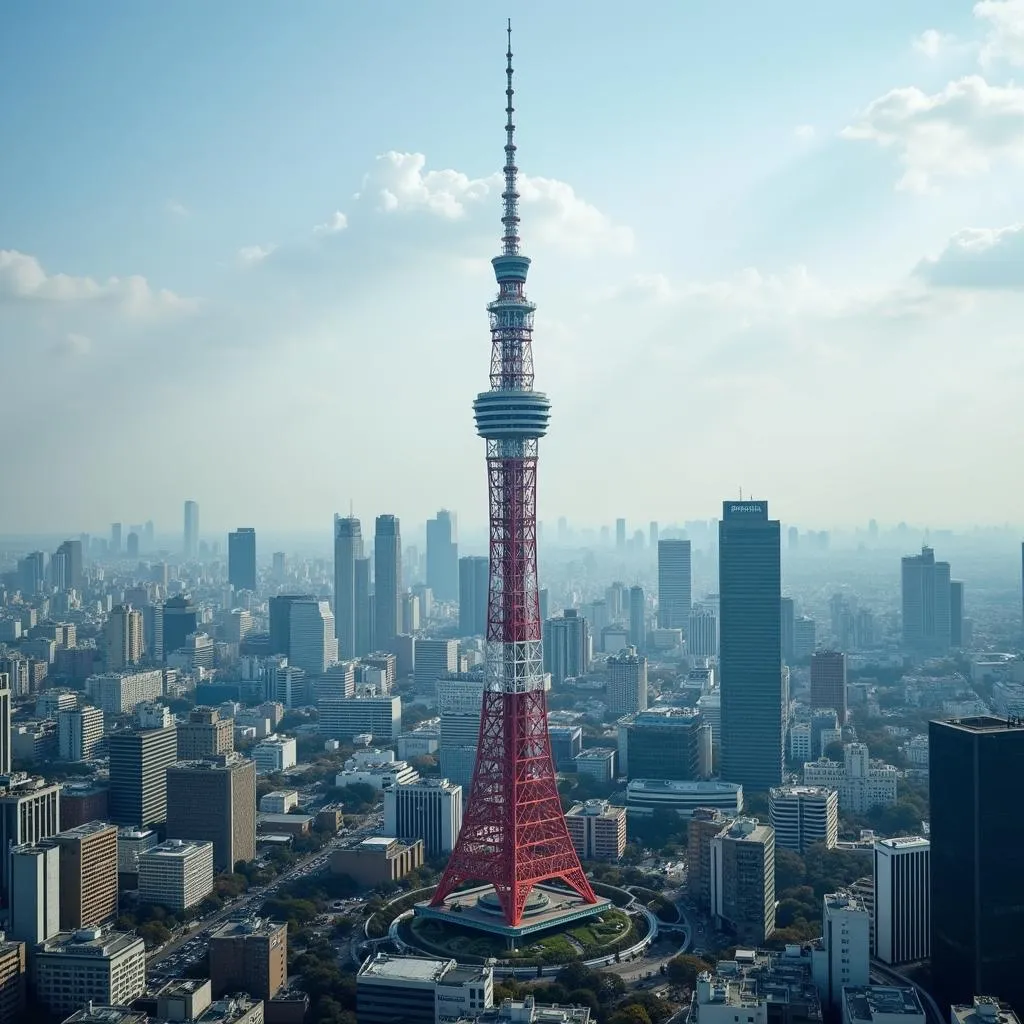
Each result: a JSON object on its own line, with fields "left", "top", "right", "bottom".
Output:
{"left": 313, "top": 211, "right": 348, "bottom": 235}
{"left": 165, "top": 199, "right": 190, "bottom": 217}
{"left": 842, "top": 75, "right": 1024, "bottom": 191}
{"left": 237, "top": 244, "right": 276, "bottom": 265}
{"left": 913, "top": 29, "right": 957, "bottom": 58}
{"left": 976, "top": 0, "right": 1024, "bottom": 66}
{"left": 916, "top": 222, "right": 1024, "bottom": 287}
{"left": 354, "top": 150, "right": 632, "bottom": 254}
{"left": 794, "top": 124, "right": 816, "bottom": 141}
{"left": 0, "top": 249, "right": 192, "bottom": 313}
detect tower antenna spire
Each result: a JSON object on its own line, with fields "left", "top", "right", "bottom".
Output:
{"left": 501, "top": 18, "right": 520, "bottom": 256}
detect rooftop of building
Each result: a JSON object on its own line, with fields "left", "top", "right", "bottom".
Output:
{"left": 567, "top": 800, "right": 626, "bottom": 819}
{"left": 770, "top": 786, "right": 836, "bottom": 799}
{"left": 255, "top": 735, "right": 296, "bottom": 745}
{"left": 720, "top": 818, "right": 772, "bottom": 843}
{"left": 875, "top": 835, "right": 930, "bottom": 850}
{"left": 62, "top": 1007, "right": 148, "bottom": 1024}
{"left": 823, "top": 890, "right": 869, "bottom": 913}
{"left": 39, "top": 927, "right": 143, "bottom": 957}
{"left": 209, "top": 915, "right": 285, "bottom": 940}
{"left": 157, "top": 977, "right": 211, "bottom": 996}
{"left": 462, "top": 996, "right": 590, "bottom": 1024}
{"left": 941, "top": 716, "right": 1024, "bottom": 734}
{"left": 141, "top": 838, "right": 212, "bottom": 860}
{"left": 261, "top": 789, "right": 299, "bottom": 799}
{"left": 628, "top": 778, "right": 741, "bottom": 794}
{"left": 195, "top": 995, "right": 264, "bottom": 1023}
{"left": 628, "top": 707, "right": 702, "bottom": 725}
{"left": 575, "top": 747, "right": 615, "bottom": 760}
{"left": 358, "top": 952, "right": 457, "bottom": 982}
{"left": 695, "top": 947, "right": 821, "bottom": 1019}
{"left": 843, "top": 986, "right": 925, "bottom": 1022}
{"left": 56, "top": 820, "right": 116, "bottom": 840}
{"left": 118, "top": 827, "right": 156, "bottom": 840}
{"left": 169, "top": 754, "right": 249, "bottom": 771}
{"left": 952, "top": 997, "right": 1022, "bottom": 1024}
{"left": 60, "top": 780, "right": 110, "bottom": 795}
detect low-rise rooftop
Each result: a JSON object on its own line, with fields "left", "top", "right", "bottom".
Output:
{"left": 843, "top": 986, "right": 925, "bottom": 1023}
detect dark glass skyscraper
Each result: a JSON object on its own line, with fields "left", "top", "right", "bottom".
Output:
{"left": 657, "top": 539, "right": 692, "bottom": 630}
{"left": 458, "top": 555, "right": 489, "bottom": 637}
{"left": 162, "top": 594, "right": 198, "bottom": 660}
{"left": 333, "top": 515, "right": 363, "bottom": 659}
{"left": 268, "top": 594, "right": 314, "bottom": 657}
{"left": 374, "top": 515, "right": 402, "bottom": 651}
{"left": 228, "top": 527, "right": 257, "bottom": 592}
{"left": 930, "top": 717, "right": 1024, "bottom": 1010}
{"left": 719, "top": 500, "right": 782, "bottom": 792}
{"left": 354, "top": 557, "right": 373, "bottom": 656}
{"left": 426, "top": 510, "right": 459, "bottom": 603}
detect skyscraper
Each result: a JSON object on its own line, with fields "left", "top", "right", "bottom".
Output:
{"left": 267, "top": 593, "right": 314, "bottom": 657}
{"left": 542, "top": 610, "right": 590, "bottom": 685}
{"left": 374, "top": 515, "right": 402, "bottom": 650}
{"left": 55, "top": 539, "right": 83, "bottom": 591}
{"left": 426, "top": 510, "right": 459, "bottom": 603}
{"left": 458, "top": 555, "right": 489, "bottom": 636}
{"left": 333, "top": 515, "right": 363, "bottom": 659}
{"left": 288, "top": 599, "right": 338, "bottom": 675}
{"left": 162, "top": 594, "right": 197, "bottom": 660}
{"left": 0, "top": 675, "right": 10, "bottom": 775}
{"left": 228, "top": 528, "right": 257, "bottom": 592}
{"left": 108, "top": 726, "right": 178, "bottom": 828}
{"left": 628, "top": 584, "right": 645, "bottom": 650}
{"left": 810, "top": 650, "right": 847, "bottom": 723}
{"left": 183, "top": 500, "right": 199, "bottom": 559}
{"left": 110, "top": 523, "right": 122, "bottom": 556}
{"left": 900, "top": 545, "right": 951, "bottom": 653}
{"left": 930, "top": 717, "right": 1024, "bottom": 1009}
{"left": 873, "top": 836, "right": 930, "bottom": 965}
{"left": 949, "top": 579, "right": 964, "bottom": 648}
{"left": 780, "top": 597, "right": 795, "bottom": 663}
{"left": 105, "top": 605, "right": 143, "bottom": 670}
{"left": 615, "top": 518, "right": 626, "bottom": 551}
{"left": 53, "top": 821, "right": 119, "bottom": 930}
{"left": 606, "top": 647, "right": 648, "bottom": 715}
{"left": 657, "top": 539, "right": 692, "bottom": 629}
{"left": 719, "top": 500, "right": 783, "bottom": 792}
{"left": 354, "top": 556, "right": 373, "bottom": 656}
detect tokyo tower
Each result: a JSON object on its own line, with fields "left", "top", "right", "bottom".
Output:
{"left": 430, "top": 22, "right": 598, "bottom": 928}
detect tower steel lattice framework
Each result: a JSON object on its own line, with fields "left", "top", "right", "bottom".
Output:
{"left": 431, "top": 23, "right": 597, "bottom": 928}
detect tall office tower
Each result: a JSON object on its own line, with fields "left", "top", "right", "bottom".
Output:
{"left": 649, "top": 521, "right": 659, "bottom": 549}
{"left": 384, "top": 777, "right": 464, "bottom": 857}
{"left": 710, "top": 818, "right": 777, "bottom": 944}
{"left": 794, "top": 615, "right": 817, "bottom": 659}
{"left": 618, "top": 708, "right": 704, "bottom": 780}
{"left": 166, "top": 754, "right": 257, "bottom": 871}
{"left": 615, "top": 518, "right": 626, "bottom": 550}
{"left": 183, "top": 500, "right": 199, "bottom": 558}
{"left": 142, "top": 604, "right": 163, "bottom": 661}
{"left": 228, "top": 527, "right": 257, "bottom": 592}
{"left": 437, "top": 674, "right": 485, "bottom": 789}
{"left": 606, "top": 646, "right": 649, "bottom": 715}
{"left": 901, "top": 545, "right": 952, "bottom": 653}
{"left": 125, "top": 531, "right": 140, "bottom": 558}
{"left": 539, "top": 586, "right": 549, "bottom": 624}
{"left": 874, "top": 836, "right": 930, "bottom": 965}
{"left": 810, "top": 650, "right": 848, "bottom": 723}
{"left": 432, "top": 30, "right": 597, "bottom": 928}
{"left": 374, "top": 515, "right": 402, "bottom": 650}
{"left": 272, "top": 550, "right": 286, "bottom": 579}
{"left": 950, "top": 579, "right": 964, "bottom": 647}
{"left": 787, "top": 525, "right": 798, "bottom": 550}
{"left": 56, "top": 539, "right": 83, "bottom": 590}
{"left": 333, "top": 515, "right": 363, "bottom": 659}
{"left": 413, "top": 638, "right": 459, "bottom": 688}
{"left": 769, "top": 785, "right": 839, "bottom": 853}
{"left": 105, "top": 604, "right": 143, "bottom": 670}
{"left": 628, "top": 584, "right": 645, "bottom": 649}
{"left": 18, "top": 551, "right": 45, "bottom": 595}
{"left": 288, "top": 599, "right": 338, "bottom": 675}
{"left": 688, "top": 607, "right": 718, "bottom": 658}
{"left": 143, "top": 520, "right": 154, "bottom": 549}
{"left": 0, "top": 777, "right": 62, "bottom": 898}
{"left": 458, "top": 556, "right": 490, "bottom": 636}
{"left": 0, "top": 675, "right": 10, "bottom": 774}
{"left": 657, "top": 539, "right": 692, "bottom": 629}
{"left": 49, "top": 549, "right": 68, "bottom": 590}
{"left": 930, "top": 717, "right": 1024, "bottom": 1007}
{"left": 267, "top": 593, "right": 314, "bottom": 656}
{"left": 58, "top": 706, "right": 104, "bottom": 761}
{"left": 688, "top": 807, "right": 732, "bottom": 911}
{"left": 108, "top": 725, "right": 178, "bottom": 828}
{"left": 53, "top": 821, "right": 118, "bottom": 929}
{"left": 162, "top": 594, "right": 198, "bottom": 660}
{"left": 542, "top": 609, "right": 591, "bottom": 685}
{"left": 209, "top": 917, "right": 288, "bottom": 1001}
{"left": 780, "top": 597, "right": 795, "bottom": 663}
{"left": 8, "top": 842, "right": 59, "bottom": 945}
{"left": 355, "top": 557, "right": 373, "bottom": 655}
{"left": 110, "top": 523, "right": 122, "bottom": 555}
{"left": 426, "top": 510, "right": 459, "bottom": 602}
{"left": 719, "top": 500, "right": 783, "bottom": 792}
{"left": 177, "top": 707, "right": 234, "bottom": 759}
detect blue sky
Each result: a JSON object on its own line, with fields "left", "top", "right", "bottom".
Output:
{"left": 2, "top": 1, "right": 1023, "bottom": 535}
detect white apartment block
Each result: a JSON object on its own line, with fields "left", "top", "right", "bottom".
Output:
{"left": 36, "top": 689, "right": 78, "bottom": 719}
{"left": 873, "top": 836, "right": 930, "bottom": 965}
{"left": 318, "top": 694, "right": 401, "bottom": 742}
{"left": 770, "top": 786, "right": 838, "bottom": 853}
{"left": 259, "top": 790, "right": 299, "bottom": 814}
{"left": 58, "top": 706, "right": 105, "bottom": 761}
{"left": 565, "top": 799, "right": 627, "bottom": 861}
{"left": 813, "top": 890, "right": 870, "bottom": 1007}
{"left": 251, "top": 736, "right": 297, "bottom": 774}
{"left": 384, "top": 777, "right": 463, "bottom": 857}
{"left": 803, "top": 743, "right": 897, "bottom": 814}
{"left": 86, "top": 670, "right": 164, "bottom": 714}
{"left": 138, "top": 839, "right": 214, "bottom": 911}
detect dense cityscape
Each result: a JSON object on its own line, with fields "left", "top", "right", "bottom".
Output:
{"left": 3, "top": 7, "right": 1024, "bottom": 1024}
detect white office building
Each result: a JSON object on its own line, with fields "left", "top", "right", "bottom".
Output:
{"left": 8, "top": 841, "right": 60, "bottom": 945}
{"left": 58, "top": 706, "right": 105, "bottom": 761}
{"left": 337, "top": 756, "right": 420, "bottom": 792}
{"left": 413, "top": 639, "right": 459, "bottom": 688}
{"left": 627, "top": 778, "right": 743, "bottom": 819}
{"left": 138, "top": 838, "right": 214, "bottom": 911}
{"left": 803, "top": 743, "right": 897, "bottom": 814}
{"left": 318, "top": 694, "right": 401, "bottom": 742}
{"left": 437, "top": 675, "right": 484, "bottom": 789}
{"left": 117, "top": 828, "right": 159, "bottom": 876}
{"left": 769, "top": 786, "right": 838, "bottom": 853}
{"left": 383, "top": 777, "right": 463, "bottom": 857}
{"left": 288, "top": 599, "right": 338, "bottom": 676}
{"left": 86, "top": 670, "right": 164, "bottom": 714}
{"left": 251, "top": 736, "right": 297, "bottom": 774}
{"left": 259, "top": 790, "right": 299, "bottom": 814}
{"left": 873, "top": 836, "right": 930, "bottom": 965}
{"left": 789, "top": 722, "right": 812, "bottom": 761}
{"left": 688, "top": 607, "right": 719, "bottom": 658}
{"left": 813, "top": 890, "right": 870, "bottom": 1007}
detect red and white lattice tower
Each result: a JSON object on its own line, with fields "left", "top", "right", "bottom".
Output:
{"left": 430, "top": 23, "right": 597, "bottom": 928}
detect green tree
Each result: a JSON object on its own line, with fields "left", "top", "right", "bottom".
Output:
{"left": 774, "top": 848, "right": 806, "bottom": 891}
{"left": 608, "top": 1006, "right": 652, "bottom": 1024}
{"left": 666, "top": 954, "right": 711, "bottom": 987}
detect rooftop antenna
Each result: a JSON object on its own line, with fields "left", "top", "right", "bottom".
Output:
{"left": 501, "top": 18, "right": 520, "bottom": 256}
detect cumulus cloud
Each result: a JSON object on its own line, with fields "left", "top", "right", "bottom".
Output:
{"left": 0, "top": 249, "right": 192, "bottom": 313}
{"left": 313, "top": 211, "right": 348, "bottom": 235}
{"left": 916, "top": 223, "right": 1024, "bottom": 287}
{"left": 354, "top": 150, "right": 632, "bottom": 254}
{"left": 237, "top": 244, "right": 276, "bottom": 265}
{"left": 913, "top": 29, "right": 958, "bottom": 58}
{"left": 976, "top": 0, "right": 1024, "bottom": 66}
{"left": 842, "top": 75, "right": 1024, "bottom": 191}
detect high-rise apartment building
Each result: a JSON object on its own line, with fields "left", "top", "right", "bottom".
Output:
{"left": 56, "top": 538, "right": 84, "bottom": 591}
{"left": 374, "top": 515, "right": 402, "bottom": 651}
{"left": 901, "top": 545, "right": 952, "bottom": 653}
{"left": 769, "top": 785, "right": 838, "bottom": 853}
{"left": 930, "top": 717, "right": 1024, "bottom": 1008}
{"left": 162, "top": 595, "right": 198, "bottom": 660}
{"left": 105, "top": 605, "right": 143, "bottom": 670}
{"left": 228, "top": 528, "right": 257, "bottom": 592}
{"left": 8, "top": 842, "right": 59, "bottom": 945}
{"left": 605, "top": 646, "right": 649, "bottom": 715}
{"left": 334, "top": 515, "right": 364, "bottom": 659}
{"left": 58, "top": 706, "right": 104, "bottom": 762}
{"left": 165, "top": 754, "right": 256, "bottom": 870}
{"left": 458, "top": 556, "right": 489, "bottom": 637}
{"left": 0, "top": 934, "right": 26, "bottom": 1022}
{"left": 565, "top": 800, "right": 627, "bottom": 861}
{"left": 53, "top": 820, "right": 119, "bottom": 929}
{"left": 719, "top": 500, "right": 783, "bottom": 792}
{"left": 710, "top": 817, "right": 776, "bottom": 944}
{"left": 688, "top": 807, "right": 732, "bottom": 911}
{"left": 657, "top": 539, "right": 692, "bottom": 629}
{"left": 177, "top": 707, "right": 234, "bottom": 759}
{"left": 108, "top": 725, "right": 178, "bottom": 828}
{"left": 383, "top": 777, "right": 463, "bottom": 857}
{"left": 874, "top": 835, "right": 930, "bottom": 965}
{"left": 543, "top": 609, "right": 590, "bottom": 685}
{"left": 288, "top": 599, "right": 338, "bottom": 675}
{"left": 183, "top": 501, "right": 200, "bottom": 559}
{"left": 628, "top": 584, "right": 645, "bottom": 650}
{"left": 209, "top": 916, "right": 288, "bottom": 1001}
{"left": 810, "top": 650, "right": 847, "bottom": 723}
{"left": 426, "top": 510, "right": 459, "bottom": 603}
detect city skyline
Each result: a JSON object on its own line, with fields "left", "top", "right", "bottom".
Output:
{"left": 4, "top": 2, "right": 1024, "bottom": 529}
